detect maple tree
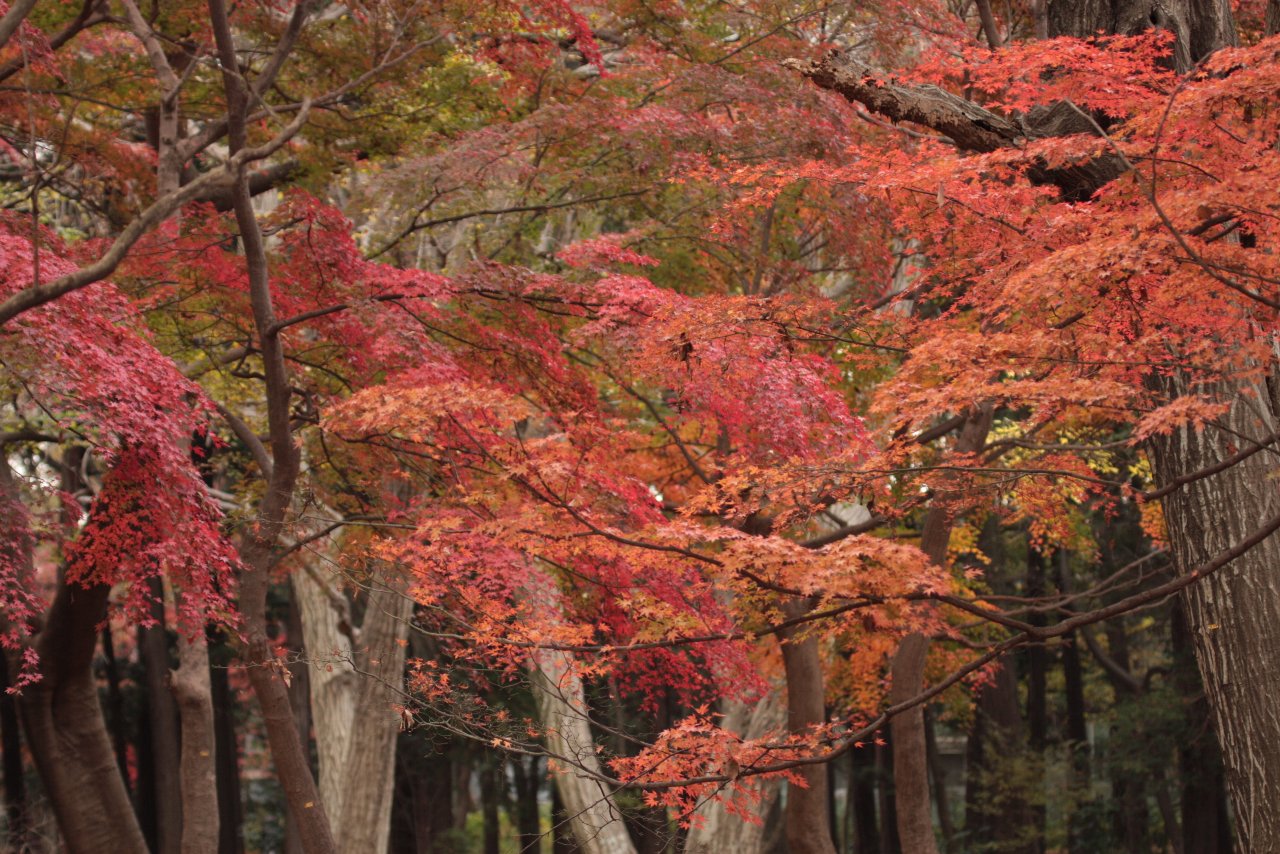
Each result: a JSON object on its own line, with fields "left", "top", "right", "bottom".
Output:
{"left": 3, "top": 0, "right": 1280, "bottom": 852}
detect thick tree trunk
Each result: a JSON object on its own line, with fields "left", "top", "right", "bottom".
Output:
{"left": 296, "top": 558, "right": 412, "bottom": 854}
{"left": 6, "top": 458, "right": 148, "bottom": 854}
{"left": 778, "top": 602, "right": 837, "bottom": 854}
{"left": 683, "top": 693, "right": 785, "bottom": 854}
{"left": 1149, "top": 379, "right": 1280, "bottom": 851}
{"left": 19, "top": 578, "right": 149, "bottom": 854}
{"left": 335, "top": 580, "right": 413, "bottom": 854}
{"left": 532, "top": 646, "right": 637, "bottom": 854}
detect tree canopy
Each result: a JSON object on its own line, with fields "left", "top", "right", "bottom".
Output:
{"left": 3, "top": 0, "right": 1280, "bottom": 852}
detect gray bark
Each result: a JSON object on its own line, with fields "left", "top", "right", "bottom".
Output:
{"left": 526, "top": 572, "right": 636, "bottom": 854}
{"left": 682, "top": 693, "right": 785, "bottom": 854}
{"left": 1148, "top": 379, "right": 1280, "bottom": 852}
{"left": 295, "top": 558, "right": 412, "bottom": 854}
{"left": 172, "top": 626, "right": 219, "bottom": 854}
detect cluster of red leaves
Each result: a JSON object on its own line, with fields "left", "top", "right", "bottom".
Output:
{"left": 0, "top": 224, "right": 238, "bottom": 633}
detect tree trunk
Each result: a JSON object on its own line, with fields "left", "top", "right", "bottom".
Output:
{"left": 211, "top": 643, "right": 245, "bottom": 854}
{"left": 511, "top": 754, "right": 544, "bottom": 854}
{"left": 777, "top": 601, "right": 837, "bottom": 854}
{"left": 849, "top": 743, "right": 880, "bottom": 854}
{"left": 142, "top": 578, "right": 183, "bottom": 854}
{"left": 6, "top": 457, "right": 148, "bottom": 854}
{"left": 890, "top": 408, "right": 991, "bottom": 854}
{"left": 532, "top": 646, "right": 636, "bottom": 854}
{"left": 1170, "top": 603, "right": 1233, "bottom": 854}
{"left": 525, "top": 568, "right": 636, "bottom": 854}
{"left": 335, "top": 579, "right": 413, "bottom": 854}
{"left": 172, "top": 625, "right": 220, "bottom": 854}
{"left": 887, "top": 634, "right": 935, "bottom": 854}
{"left": 1148, "top": 376, "right": 1280, "bottom": 851}
{"left": 683, "top": 693, "right": 786, "bottom": 854}
{"left": 962, "top": 658, "right": 1037, "bottom": 854}
{"left": 295, "top": 557, "right": 412, "bottom": 854}
{"left": 18, "top": 577, "right": 149, "bottom": 854}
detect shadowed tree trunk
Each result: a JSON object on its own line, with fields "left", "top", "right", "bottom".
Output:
{"left": 511, "top": 754, "right": 544, "bottom": 854}
{"left": 211, "top": 640, "right": 245, "bottom": 854}
{"left": 141, "top": 577, "right": 182, "bottom": 854}
{"left": 849, "top": 742, "right": 881, "bottom": 854}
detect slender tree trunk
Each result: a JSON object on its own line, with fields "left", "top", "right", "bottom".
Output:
{"left": 923, "top": 709, "right": 953, "bottom": 853}
{"left": 142, "top": 578, "right": 183, "bottom": 854}
{"left": 876, "top": 735, "right": 899, "bottom": 854}
{"left": 284, "top": 587, "right": 311, "bottom": 854}
{"left": 482, "top": 757, "right": 502, "bottom": 854}
{"left": 963, "top": 658, "right": 1037, "bottom": 854}
{"left": 101, "top": 625, "right": 131, "bottom": 785}
{"left": 172, "top": 624, "right": 219, "bottom": 854}
{"left": 0, "top": 637, "right": 32, "bottom": 851}
{"left": 890, "top": 407, "right": 991, "bottom": 853}
{"left": 211, "top": 646, "right": 245, "bottom": 854}
{"left": 1170, "top": 604, "right": 1233, "bottom": 854}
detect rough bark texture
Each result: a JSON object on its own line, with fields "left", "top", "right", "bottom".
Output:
{"left": 683, "top": 693, "right": 785, "bottom": 854}
{"left": 1150, "top": 383, "right": 1280, "bottom": 850}
{"left": 296, "top": 564, "right": 356, "bottom": 825}
{"left": 335, "top": 580, "right": 413, "bottom": 854}
{"left": 172, "top": 627, "right": 220, "bottom": 854}
{"left": 1046, "top": 0, "right": 1236, "bottom": 69}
